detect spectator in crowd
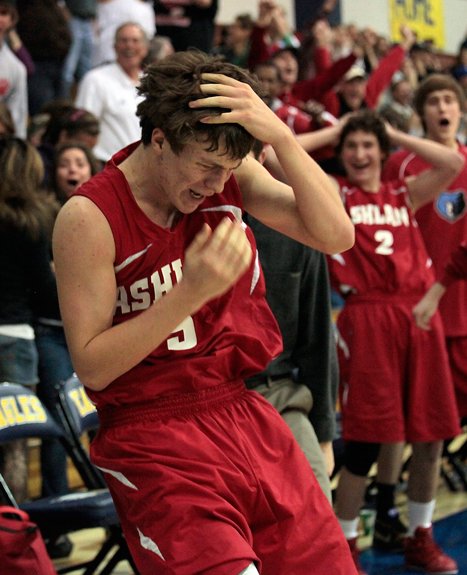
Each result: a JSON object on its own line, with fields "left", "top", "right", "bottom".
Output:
{"left": 211, "top": 13, "right": 253, "bottom": 68}
{"left": 92, "top": 0, "right": 155, "bottom": 67}
{"left": 268, "top": 43, "right": 358, "bottom": 118}
{"left": 143, "top": 34, "right": 174, "bottom": 67}
{"left": 410, "top": 41, "right": 442, "bottom": 82}
{"left": 60, "top": 0, "right": 97, "bottom": 99}
{"left": 34, "top": 140, "right": 100, "bottom": 559}
{"left": 253, "top": 60, "right": 317, "bottom": 134}
{"left": 248, "top": 0, "right": 301, "bottom": 71}
{"left": 296, "top": 17, "right": 335, "bottom": 81}
{"left": 245, "top": 139, "right": 339, "bottom": 503}
{"left": 324, "top": 25, "right": 416, "bottom": 119}
{"left": 16, "top": 0, "right": 71, "bottom": 116}
{"left": 154, "top": 0, "right": 218, "bottom": 54}
{"left": 6, "top": 25, "right": 34, "bottom": 76}
{"left": 379, "top": 72, "right": 418, "bottom": 134}
{"left": 0, "top": 136, "right": 58, "bottom": 503}
{"left": 75, "top": 22, "right": 148, "bottom": 163}
{"left": 451, "top": 38, "right": 467, "bottom": 100}
{"left": 36, "top": 103, "right": 100, "bottom": 187}
{"left": 0, "top": 0, "right": 28, "bottom": 138}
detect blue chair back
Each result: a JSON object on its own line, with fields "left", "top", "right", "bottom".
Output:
{"left": 0, "top": 382, "right": 63, "bottom": 443}
{"left": 59, "top": 374, "right": 99, "bottom": 436}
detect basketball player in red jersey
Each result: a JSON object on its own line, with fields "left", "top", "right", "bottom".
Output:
{"left": 265, "top": 110, "right": 464, "bottom": 575}
{"left": 413, "top": 242, "right": 467, "bottom": 330}
{"left": 52, "top": 51, "right": 356, "bottom": 575}
{"left": 331, "top": 113, "right": 462, "bottom": 575}
{"left": 375, "top": 74, "right": 467, "bottom": 554}
{"left": 384, "top": 74, "right": 467, "bottom": 418}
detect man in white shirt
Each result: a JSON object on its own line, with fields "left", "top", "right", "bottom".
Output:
{"left": 92, "top": 0, "right": 155, "bottom": 67}
{"left": 75, "top": 22, "right": 148, "bottom": 162}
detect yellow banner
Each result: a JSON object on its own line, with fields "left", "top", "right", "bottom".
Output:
{"left": 389, "top": 0, "right": 444, "bottom": 49}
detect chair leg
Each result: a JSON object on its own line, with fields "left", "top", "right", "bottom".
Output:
{"left": 95, "top": 532, "right": 140, "bottom": 575}
{"left": 81, "top": 530, "right": 121, "bottom": 575}
{"left": 56, "top": 532, "right": 117, "bottom": 575}
{"left": 97, "top": 547, "right": 127, "bottom": 575}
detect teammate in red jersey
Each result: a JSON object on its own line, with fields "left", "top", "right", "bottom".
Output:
{"left": 52, "top": 51, "right": 356, "bottom": 575}
{"left": 413, "top": 242, "right": 467, "bottom": 331}
{"left": 265, "top": 110, "right": 464, "bottom": 575}
{"left": 375, "top": 74, "right": 467, "bottom": 552}
{"left": 383, "top": 74, "right": 467, "bottom": 418}
{"left": 332, "top": 113, "right": 463, "bottom": 575}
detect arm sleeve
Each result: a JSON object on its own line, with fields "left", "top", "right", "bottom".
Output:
{"left": 75, "top": 73, "right": 104, "bottom": 117}
{"left": 440, "top": 243, "right": 467, "bottom": 287}
{"left": 293, "top": 250, "right": 338, "bottom": 443}
{"left": 292, "top": 52, "right": 357, "bottom": 104}
{"left": 247, "top": 25, "right": 272, "bottom": 71}
{"left": 8, "top": 59, "right": 28, "bottom": 139}
{"left": 11, "top": 44, "right": 35, "bottom": 76}
{"left": 365, "top": 45, "right": 406, "bottom": 109}
{"left": 313, "top": 46, "right": 332, "bottom": 74}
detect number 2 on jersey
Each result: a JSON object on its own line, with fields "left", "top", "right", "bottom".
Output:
{"left": 374, "top": 230, "right": 394, "bottom": 255}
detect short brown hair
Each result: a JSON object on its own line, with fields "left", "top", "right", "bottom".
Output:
{"left": 137, "top": 50, "right": 264, "bottom": 160}
{"left": 336, "top": 110, "right": 391, "bottom": 158}
{"left": 413, "top": 74, "right": 465, "bottom": 119}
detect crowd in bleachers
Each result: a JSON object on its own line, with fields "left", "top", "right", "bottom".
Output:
{"left": 0, "top": 0, "right": 466, "bottom": 572}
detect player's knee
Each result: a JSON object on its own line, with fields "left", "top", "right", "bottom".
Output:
{"left": 237, "top": 563, "right": 260, "bottom": 575}
{"left": 343, "top": 441, "right": 381, "bottom": 477}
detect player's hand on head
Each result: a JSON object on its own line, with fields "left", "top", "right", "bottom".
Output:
{"left": 183, "top": 218, "right": 253, "bottom": 304}
{"left": 189, "top": 73, "right": 289, "bottom": 146}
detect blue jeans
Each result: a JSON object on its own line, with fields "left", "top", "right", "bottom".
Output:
{"left": 0, "top": 334, "right": 38, "bottom": 385}
{"left": 0, "top": 334, "right": 38, "bottom": 500}
{"left": 61, "top": 16, "right": 93, "bottom": 99}
{"left": 35, "top": 324, "right": 74, "bottom": 496}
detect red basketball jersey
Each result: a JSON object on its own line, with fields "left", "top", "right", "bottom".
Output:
{"left": 383, "top": 145, "right": 467, "bottom": 336}
{"left": 75, "top": 143, "right": 282, "bottom": 409}
{"left": 328, "top": 178, "right": 435, "bottom": 297}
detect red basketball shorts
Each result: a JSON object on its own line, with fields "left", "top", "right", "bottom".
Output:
{"left": 446, "top": 335, "right": 467, "bottom": 418}
{"left": 91, "top": 382, "right": 356, "bottom": 575}
{"left": 336, "top": 298, "right": 460, "bottom": 443}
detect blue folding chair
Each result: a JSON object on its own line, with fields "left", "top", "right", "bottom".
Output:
{"left": 0, "top": 382, "right": 137, "bottom": 575}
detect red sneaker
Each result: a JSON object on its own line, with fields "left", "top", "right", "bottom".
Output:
{"left": 348, "top": 537, "right": 368, "bottom": 575}
{"left": 405, "top": 526, "right": 458, "bottom": 574}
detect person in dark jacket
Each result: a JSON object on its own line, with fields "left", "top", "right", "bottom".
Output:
{"left": 0, "top": 135, "right": 58, "bottom": 503}
{"left": 16, "top": 0, "right": 71, "bottom": 115}
{"left": 245, "top": 140, "right": 338, "bottom": 502}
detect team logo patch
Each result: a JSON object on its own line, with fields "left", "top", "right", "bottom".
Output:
{"left": 435, "top": 190, "right": 466, "bottom": 223}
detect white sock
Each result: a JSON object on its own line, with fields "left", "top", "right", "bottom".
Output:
{"left": 407, "top": 499, "right": 435, "bottom": 535}
{"left": 237, "top": 564, "right": 260, "bottom": 575}
{"left": 338, "top": 517, "right": 360, "bottom": 539}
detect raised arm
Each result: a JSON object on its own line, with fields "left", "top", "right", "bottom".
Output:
{"left": 189, "top": 73, "right": 354, "bottom": 254}
{"left": 53, "top": 198, "right": 253, "bottom": 390}
{"left": 385, "top": 124, "right": 465, "bottom": 211}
